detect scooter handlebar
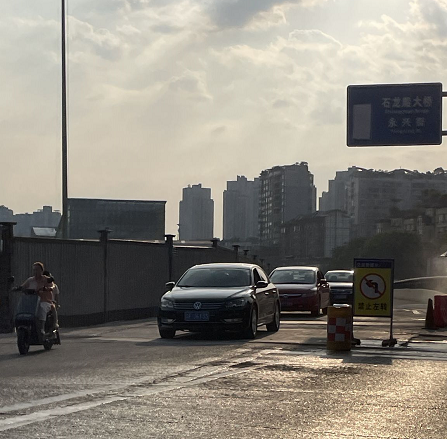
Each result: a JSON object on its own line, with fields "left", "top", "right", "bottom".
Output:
{"left": 22, "top": 289, "right": 38, "bottom": 295}
{"left": 12, "top": 286, "right": 51, "bottom": 295}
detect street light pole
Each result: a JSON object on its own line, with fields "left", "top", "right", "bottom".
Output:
{"left": 61, "top": 0, "right": 68, "bottom": 239}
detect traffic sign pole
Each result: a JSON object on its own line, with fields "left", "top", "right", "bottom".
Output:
{"left": 382, "top": 261, "right": 397, "bottom": 347}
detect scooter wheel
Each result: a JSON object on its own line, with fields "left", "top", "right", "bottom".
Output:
{"left": 43, "top": 339, "right": 53, "bottom": 351}
{"left": 17, "top": 329, "right": 30, "bottom": 355}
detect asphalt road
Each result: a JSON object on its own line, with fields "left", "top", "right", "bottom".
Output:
{"left": 0, "top": 289, "right": 446, "bottom": 438}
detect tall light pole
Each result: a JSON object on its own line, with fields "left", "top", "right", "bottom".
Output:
{"left": 61, "top": 0, "right": 68, "bottom": 239}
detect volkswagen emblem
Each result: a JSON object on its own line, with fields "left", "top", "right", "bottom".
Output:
{"left": 193, "top": 302, "right": 202, "bottom": 310}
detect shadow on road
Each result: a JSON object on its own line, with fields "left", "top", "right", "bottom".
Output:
{"left": 135, "top": 328, "right": 274, "bottom": 347}
{"left": 280, "top": 311, "right": 327, "bottom": 321}
{"left": 0, "top": 347, "right": 53, "bottom": 362}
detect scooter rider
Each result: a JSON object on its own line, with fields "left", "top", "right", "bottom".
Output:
{"left": 20, "top": 262, "right": 54, "bottom": 336}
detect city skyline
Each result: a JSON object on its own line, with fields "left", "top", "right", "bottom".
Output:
{"left": 2, "top": 1, "right": 447, "bottom": 237}
{"left": 6, "top": 164, "right": 447, "bottom": 240}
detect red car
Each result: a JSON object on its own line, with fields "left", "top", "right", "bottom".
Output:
{"left": 269, "top": 266, "right": 330, "bottom": 316}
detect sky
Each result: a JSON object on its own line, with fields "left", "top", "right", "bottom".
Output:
{"left": 2, "top": 0, "right": 447, "bottom": 238}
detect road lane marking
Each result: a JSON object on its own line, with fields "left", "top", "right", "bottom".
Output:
{"left": 0, "top": 397, "right": 126, "bottom": 432}
{"left": 0, "top": 387, "right": 121, "bottom": 414}
{"left": 0, "top": 357, "right": 263, "bottom": 432}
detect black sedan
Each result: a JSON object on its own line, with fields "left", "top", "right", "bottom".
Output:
{"left": 325, "top": 270, "right": 354, "bottom": 305}
{"left": 158, "top": 263, "right": 280, "bottom": 339}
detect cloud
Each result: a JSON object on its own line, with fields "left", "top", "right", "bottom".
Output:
{"left": 69, "top": 17, "right": 124, "bottom": 60}
{"left": 246, "top": 6, "right": 288, "bottom": 30}
{"left": 415, "top": 0, "right": 447, "bottom": 36}
{"left": 168, "top": 70, "right": 213, "bottom": 101}
{"left": 272, "top": 99, "right": 292, "bottom": 108}
{"left": 208, "top": 0, "right": 296, "bottom": 29}
{"left": 288, "top": 29, "right": 342, "bottom": 47}
{"left": 207, "top": 0, "right": 331, "bottom": 29}
{"left": 211, "top": 125, "right": 227, "bottom": 134}
{"left": 117, "top": 24, "right": 142, "bottom": 36}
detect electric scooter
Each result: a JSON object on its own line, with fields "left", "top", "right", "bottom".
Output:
{"left": 14, "top": 287, "right": 61, "bottom": 355}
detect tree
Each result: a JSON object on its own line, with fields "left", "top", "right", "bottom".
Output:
{"left": 330, "top": 238, "right": 367, "bottom": 270}
{"left": 419, "top": 189, "right": 447, "bottom": 209}
{"left": 362, "top": 232, "right": 425, "bottom": 279}
{"left": 330, "top": 232, "right": 425, "bottom": 280}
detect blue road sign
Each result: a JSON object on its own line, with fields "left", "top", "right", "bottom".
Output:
{"left": 347, "top": 82, "right": 442, "bottom": 146}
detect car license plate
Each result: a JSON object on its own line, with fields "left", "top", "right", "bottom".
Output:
{"left": 184, "top": 311, "right": 209, "bottom": 321}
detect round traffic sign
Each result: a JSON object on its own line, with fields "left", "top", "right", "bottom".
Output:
{"left": 360, "top": 273, "right": 386, "bottom": 299}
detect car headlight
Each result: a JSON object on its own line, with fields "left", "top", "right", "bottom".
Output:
{"left": 306, "top": 287, "right": 318, "bottom": 295}
{"left": 225, "top": 298, "right": 247, "bottom": 308}
{"left": 160, "top": 298, "right": 174, "bottom": 310}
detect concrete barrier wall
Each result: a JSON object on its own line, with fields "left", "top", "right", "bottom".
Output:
{"left": 106, "top": 241, "right": 168, "bottom": 320}
{"left": 10, "top": 237, "right": 254, "bottom": 326}
{"left": 394, "top": 277, "right": 447, "bottom": 293}
{"left": 13, "top": 238, "right": 104, "bottom": 316}
{"left": 394, "top": 288, "right": 447, "bottom": 305}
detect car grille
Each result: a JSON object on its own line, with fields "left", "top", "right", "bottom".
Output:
{"left": 331, "top": 289, "right": 352, "bottom": 295}
{"left": 173, "top": 302, "right": 224, "bottom": 310}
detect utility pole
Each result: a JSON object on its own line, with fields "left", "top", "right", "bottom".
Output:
{"left": 61, "top": 0, "right": 68, "bottom": 238}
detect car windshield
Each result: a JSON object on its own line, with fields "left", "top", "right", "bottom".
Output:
{"left": 177, "top": 268, "right": 251, "bottom": 287}
{"left": 326, "top": 272, "right": 353, "bottom": 283}
{"left": 270, "top": 270, "right": 316, "bottom": 285}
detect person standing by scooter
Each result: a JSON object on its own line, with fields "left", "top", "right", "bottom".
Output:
{"left": 43, "top": 270, "right": 59, "bottom": 329}
{"left": 20, "top": 262, "right": 53, "bottom": 336}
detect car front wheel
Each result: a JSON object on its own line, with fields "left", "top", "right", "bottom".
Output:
{"left": 266, "top": 302, "right": 280, "bottom": 332}
{"left": 159, "top": 327, "right": 176, "bottom": 339}
{"left": 242, "top": 307, "right": 258, "bottom": 339}
{"left": 310, "top": 297, "right": 320, "bottom": 317}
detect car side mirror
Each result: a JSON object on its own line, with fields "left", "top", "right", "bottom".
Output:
{"left": 255, "top": 280, "right": 268, "bottom": 289}
{"left": 165, "top": 281, "right": 175, "bottom": 291}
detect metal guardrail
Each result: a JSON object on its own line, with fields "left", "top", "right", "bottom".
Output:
{"left": 394, "top": 276, "right": 447, "bottom": 292}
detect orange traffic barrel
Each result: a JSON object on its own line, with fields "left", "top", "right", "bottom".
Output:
{"left": 327, "top": 304, "right": 352, "bottom": 351}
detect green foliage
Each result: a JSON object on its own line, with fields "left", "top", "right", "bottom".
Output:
{"left": 331, "top": 232, "right": 425, "bottom": 280}
{"left": 330, "top": 238, "right": 367, "bottom": 270}
{"left": 419, "top": 189, "right": 447, "bottom": 209}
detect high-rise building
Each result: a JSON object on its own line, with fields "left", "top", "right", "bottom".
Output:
{"left": 320, "top": 167, "right": 447, "bottom": 238}
{"left": 319, "top": 171, "right": 348, "bottom": 212}
{"left": 66, "top": 198, "right": 165, "bottom": 240}
{"left": 179, "top": 184, "right": 214, "bottom": 241}
{"left": 281, "top": 210, "right": 351, "bottom": 260}
{"left": 259, "top": 162, "right": 316, "bottom": 246}
{"left": 0, "top": 206, "right": 13, "bottom": 222}
{"left": 223, "top": 176, "right": 259, "bottom": 242}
